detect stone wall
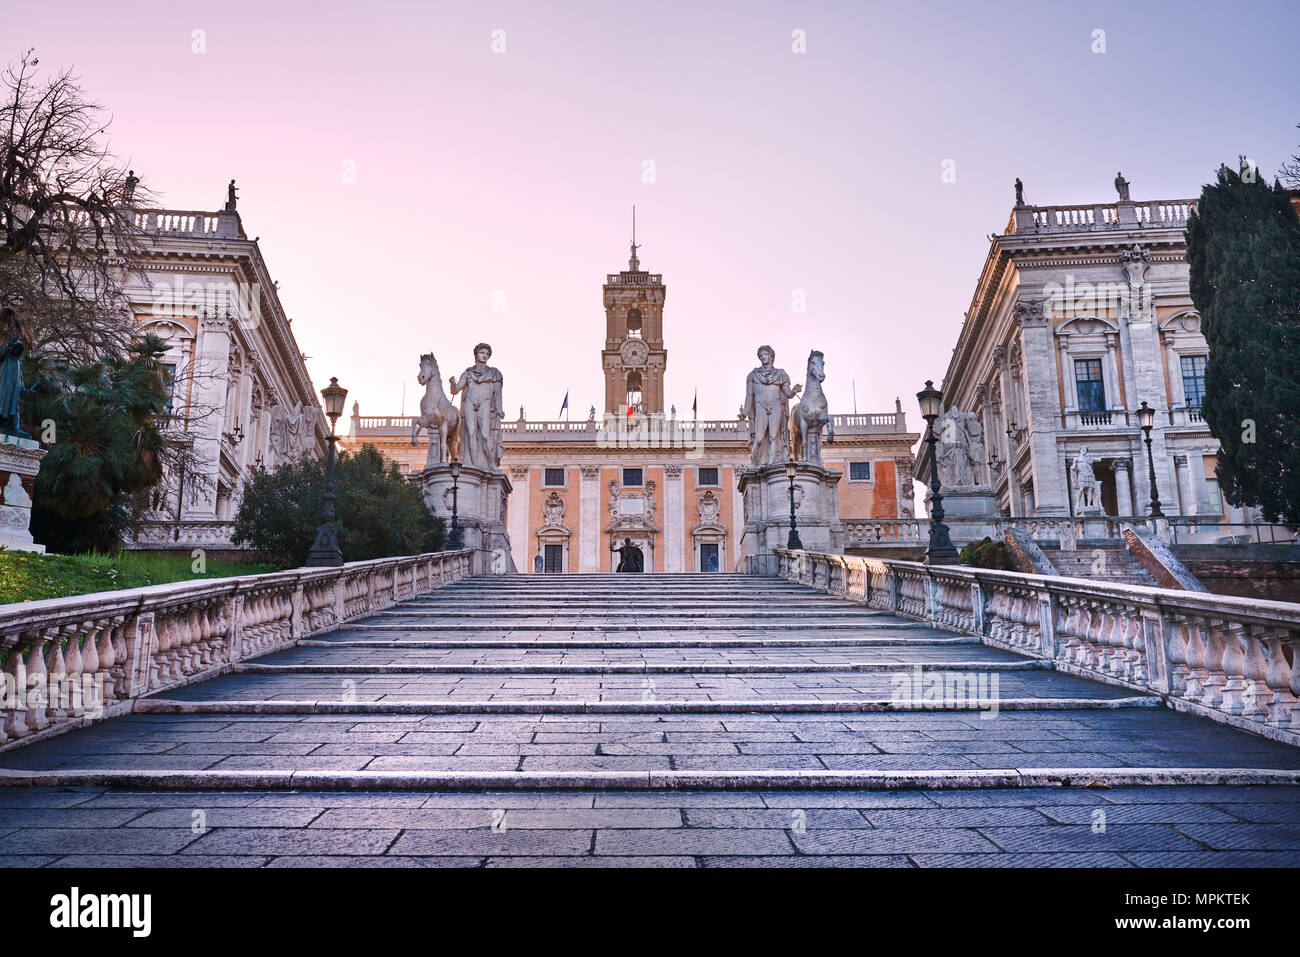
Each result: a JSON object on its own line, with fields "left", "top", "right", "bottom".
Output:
{"left": 1173, "top": 545, "right": 1300, "bottom": 603}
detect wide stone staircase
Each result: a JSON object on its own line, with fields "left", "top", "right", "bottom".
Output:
{"left": 2, "top": 574, "right": 1297, "bottom": 866}
{"left": 1039, "top": 546, "right": 1158, "bottom": 587}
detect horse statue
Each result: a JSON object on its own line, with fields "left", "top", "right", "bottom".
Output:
{"left": 790, "top": 349, "right": 834, "bottom": 466}
{"left": 411, "top": 352, "right": 460, "bottom": 466}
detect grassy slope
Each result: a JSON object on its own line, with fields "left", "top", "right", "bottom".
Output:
{"left": 0, "top": 551, "right": 277, "bottom": 604}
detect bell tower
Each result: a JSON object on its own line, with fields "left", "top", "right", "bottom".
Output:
{"left": 602, "top": 209, "right": 667, "bottom": 414}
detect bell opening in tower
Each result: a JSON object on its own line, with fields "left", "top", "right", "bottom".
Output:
{"left": 627, "top": 307, "right": 643, "bottom": 339}
{"left": 626, "top": 371, "right": 644, "bottom": 412}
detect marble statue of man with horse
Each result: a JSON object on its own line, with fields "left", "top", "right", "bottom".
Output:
{"left": 790, "top": 349, "right": 834, "bottom": 466}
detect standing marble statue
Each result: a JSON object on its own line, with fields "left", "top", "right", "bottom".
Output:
{"left": 935, "top": 408, "right": 984, "bottom": 487}
{"left": 743, "top": 345, "right": 802, "bottom": 467}
{"left": 449, "top": 342, "right": 504, "bottom": 471}
{"left": 1072, "top": 447, "right": 1103, "bottom": 513}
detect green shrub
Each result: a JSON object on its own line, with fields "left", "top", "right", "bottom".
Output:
{"left": 231, "top": 444, "right": 443, "bottom": 567}
{"left": 959, "top": 537, "right": 1013, "bottom": 571}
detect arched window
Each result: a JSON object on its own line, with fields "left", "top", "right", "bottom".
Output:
{"left": 626, "top": 371, "right": 643, "bottom": 410}
{"left": 626, "top": 307, "right": 643, "bottom": 339}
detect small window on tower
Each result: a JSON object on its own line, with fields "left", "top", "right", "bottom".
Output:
{"left": 626, "top": 307, "right": 643, "bottom": 339}
{"left": 543, "top": 468, "right": 566, "bottom": 487}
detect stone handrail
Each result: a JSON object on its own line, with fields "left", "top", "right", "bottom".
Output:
{"left": 776, "top": 547, "right": 1300, "bottom": 745}
{"left": 0, "top": 550, "right": 472, "bottom": 747}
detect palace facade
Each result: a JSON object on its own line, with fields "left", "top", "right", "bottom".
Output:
{"left": 345, "top": 243, "right": 920, "bottom": 572}
{"left": 916, "top": 186, "right": 1238, "bottom": 526}
{"left": 120, "top": 201, "right": 327, "bottom": 553}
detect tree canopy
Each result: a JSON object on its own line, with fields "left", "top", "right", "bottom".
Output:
{"left": 1186, "top": 162, "right": 1300, "bottom": 523}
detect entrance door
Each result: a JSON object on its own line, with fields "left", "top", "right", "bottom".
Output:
{"left": 700, "top": 543, "right": 719, "bottom": 572}
{"left": 543, "top": 544, "right": 564, "bottom": 573}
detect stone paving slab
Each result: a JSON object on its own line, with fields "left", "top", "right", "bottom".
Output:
{"left": 146, "top": 669, "right": 1138, "bottom": 703}
{"left": 7, "top": 709, "right": 1296, "bottom": 776}
{"left": 0, "top": 786, "right": 1296, "bottom": 866}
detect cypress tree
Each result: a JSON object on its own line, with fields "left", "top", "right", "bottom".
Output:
{"left": 1186, "top": 163, "right": 1300, "bottom": 523}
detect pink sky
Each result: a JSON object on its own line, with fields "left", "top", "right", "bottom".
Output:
{"left": 12, "top": 0, "right": 1300, "bottom": 427}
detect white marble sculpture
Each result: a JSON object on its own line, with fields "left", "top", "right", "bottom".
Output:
{"left": 448, "top": 342, "right": 504, "bottom": 472}
{"left": 1072, "top": 446, "right": 1103, "bottom": 513}
{"left": 411, "top": 352, "right": 460, "bottom": 466}
{"left": 935, "top": 408, "right": 985, "bottom": 488}
{"left": 790, "top": 350, "right": 834, "bottom": 466}
{"left": 743, "top": 345, "right": 802, "bottom": 467}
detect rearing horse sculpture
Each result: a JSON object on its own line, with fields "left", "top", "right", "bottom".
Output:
{"left": 790, "top": 349, "right": 834, "bottom": 466}
{"left": 411, "top": 352, "right": 460, "bottom": 466}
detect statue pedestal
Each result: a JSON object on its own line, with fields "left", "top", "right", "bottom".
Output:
{"left": 413, "top": 464, "right": 515, "bottom": 575}
{"left": 925, "top": 486, "right": 998, "bottom": 519}
{"left": 0, "top": 434, "right": 46, "bottom": 553}
{"left": 738, "top": 462, "right": 842, "bottom": 572}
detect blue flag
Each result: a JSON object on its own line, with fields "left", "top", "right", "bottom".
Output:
{"left": 559, "top": 390, "right": 569, "bottom": 418}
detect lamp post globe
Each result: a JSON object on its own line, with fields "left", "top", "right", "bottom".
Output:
{"left": 917, "top": 380, "right": 960, "bottom": 566}
{"left": 306, "top": 377, "right": 347, "bottom": 567}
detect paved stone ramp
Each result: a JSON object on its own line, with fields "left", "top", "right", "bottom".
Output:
{"left": 1, "top": 573, "right": 1297, "bottom": 866}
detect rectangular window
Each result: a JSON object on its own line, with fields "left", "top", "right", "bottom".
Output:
{"left": 543, "top": 544, "right": 564, "bottom": 573}
{"left": 543, "top": 467, "right": 565, "bottom": 487}
{"left": 1180, "top": 354, "right": 1207, "bottom": 408}
{"left": 849, "top": 461, "right": 872, "bottom": 481}
{"left": 1074, "top": 358, "right": 1106, "bottom": 413}
{"left": 622, "top": 467, "right": 643, "bottom": 487}
{"left": 697, "top": 467, "right": 719, "bottom": 486}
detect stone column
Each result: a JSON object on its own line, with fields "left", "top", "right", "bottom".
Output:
{"left": 664, "top": 464, "right": 685, "bottom": 572}
{"left": 508, "top": 465, "right": 530, "bottom": 571}
{"left": 1018, "top": 308, "right": 1069, "bottom": 516}
{"left": 1185, "top": 446, "right": 1215, "bottom": 514}
{"left": 579, "top": 465, "right": 600, "bottom": 572}
{"left": 1112, "top": 458, "right": 1135, "bottom": 517}
{"left": 187, "top": 315, "right": 231, "bottom": 518}
{"left": 1173, "top": 453, "right": 1191, "bottom": 515}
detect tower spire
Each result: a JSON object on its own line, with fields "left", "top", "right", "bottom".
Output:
{"left": 629, "top": 205, "right": 640, "bottom": 271}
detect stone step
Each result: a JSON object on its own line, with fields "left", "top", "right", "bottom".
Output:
{"left": 232, "top": 660, "right": 1052, "bottom": 675}
{"left": 302, "top": 635, "right": 977, "bottom": 649}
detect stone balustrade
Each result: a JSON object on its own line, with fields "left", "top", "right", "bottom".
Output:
{"left": 0, "top": 550, "right": 472, "bottom": 747}
{"left": 123, "top": 520, "right": 239, "bottom": 549}
{"left": 776, "top": 547, "right": 1300, "bottom": 745}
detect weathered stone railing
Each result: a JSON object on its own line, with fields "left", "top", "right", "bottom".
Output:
{"left": 776, "top": 548, "right": 1300, "bottom": 745}
{"left": 0, "top": 550, "right": 472, "bottom": 747}
{"left": 123, "top": 520, "right": 239, "bottom": 549}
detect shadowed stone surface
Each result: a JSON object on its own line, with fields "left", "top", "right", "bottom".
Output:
{"left": 0, "top": 573, "right": 1296, "bottom": 865}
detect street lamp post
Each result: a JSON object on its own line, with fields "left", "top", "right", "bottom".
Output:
{"left": 446, "top": 460, "right": 464, "bottom": 550}
{"left": 306, "top": 377, "right": 348, "bottom": 567}
{"left": 1136, "top": 400, "right": 1164, "bottom": 520}
{"left": 918, "top": 380, "right": 960, "bottom": 565}
{"left": 784, "top": 460, "right": 803, "bottom": 551}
